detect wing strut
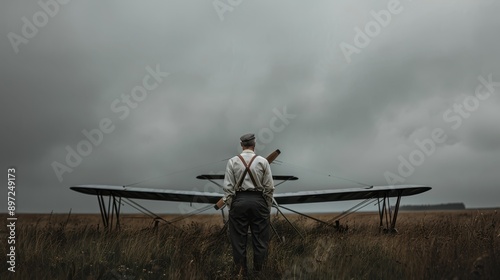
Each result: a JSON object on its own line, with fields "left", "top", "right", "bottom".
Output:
{"left": 377, "top": 190, "right": 403, "bottom": 233}
{"left": 168, "top": 204, "right": 215, "bottom": 224}
{"left": 121, "top": 197, "right": 179, "bottom": 229}
{"left": 278, "top": 205, "right": 334, "bottom": 227}
{"left": 272, "top": 204, "right": 304, "bottom": 239}
{"left": 269, "top": 222, "right": 284, "bottom": 243}
{"left": 329, "top": 198, "right": 377, "bottom": 222}
{"left": 96, "top": 191, "right": 122, "bottom": 231}
{"left": 120, "top": 198, "right": 216, "bottom": 231}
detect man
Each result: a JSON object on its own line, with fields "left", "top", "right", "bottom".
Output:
{"left": 223, "top": 133, "right": 274, "bottom": 275}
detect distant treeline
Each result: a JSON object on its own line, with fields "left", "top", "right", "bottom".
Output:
{"left": 400, "top": 203, "right": 466, "bottom": 211}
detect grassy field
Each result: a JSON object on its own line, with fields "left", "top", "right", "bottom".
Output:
{"left": 1, "top": 210, "right": 499, "bottom": 279}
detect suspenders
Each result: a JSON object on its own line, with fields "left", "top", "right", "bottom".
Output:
{"left": 236, "top": 154, "right": 258, "bottom": 191}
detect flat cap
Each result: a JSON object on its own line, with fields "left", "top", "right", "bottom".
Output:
{"left": 240, "top": 133, "right": 255, "bottom": 143}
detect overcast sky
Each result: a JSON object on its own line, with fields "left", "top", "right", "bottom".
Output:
{"left": 1, "top": 0, "right": 499, "bottom": 215}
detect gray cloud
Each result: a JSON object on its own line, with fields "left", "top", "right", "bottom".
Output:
{"left": 1, "top": 0, "right": 500, "bottom": 214}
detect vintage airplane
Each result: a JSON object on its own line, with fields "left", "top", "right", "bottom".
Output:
{"left": 70, "top": 149, "right": 431, "bottom": 234}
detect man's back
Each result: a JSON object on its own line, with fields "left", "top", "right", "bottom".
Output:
{"left": 223, "top": 149, "right": 274, "bottom": 208}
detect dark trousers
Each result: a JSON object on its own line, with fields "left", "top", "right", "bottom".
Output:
{"left": 229, "top": 191, "right": 270, "bottom": 272}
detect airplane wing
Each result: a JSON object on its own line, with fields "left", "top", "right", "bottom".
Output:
{"left": 70, "top": 185, "right": 222, "bottom": 204}
{"left": 70, "top": 184, "right": 430, "bottom": 205}
{"left": 273, "top": 185, "right": 431, "bottom": 204}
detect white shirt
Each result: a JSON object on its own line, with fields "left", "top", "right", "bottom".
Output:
{"left": 223, "top": 149, "right": 274, "bottom": 208}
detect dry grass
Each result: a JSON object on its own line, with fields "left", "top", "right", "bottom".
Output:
{"left": 1, "top": 210, "right": 499, "bottom": 279}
